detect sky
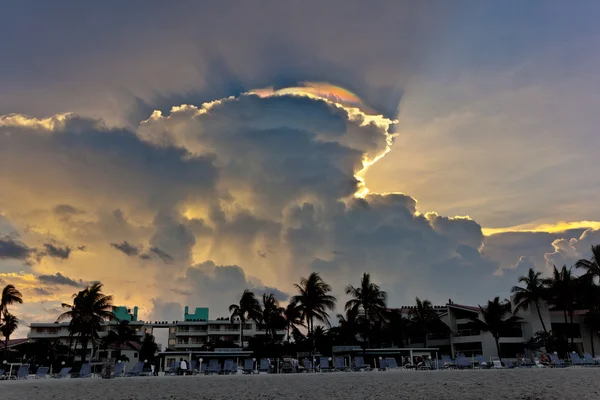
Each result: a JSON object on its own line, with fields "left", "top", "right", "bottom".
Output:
{"left": 1, "top": 1, "right": 600, "bottom": 337}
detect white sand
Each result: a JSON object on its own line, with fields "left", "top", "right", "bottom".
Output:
{"left": 1, "top": 369, "right": 599, "bottom": 399}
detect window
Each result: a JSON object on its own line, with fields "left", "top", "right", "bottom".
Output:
{"left": 169, "top": 327, "right": 176, "bottom": 333}
{"left": 551, "top": 323, "right": 581, "bottom": 338}
{"left": 134, "top": 352, "right": 138, "bottom": 358}
{"left": 168, "top": 339, "right": 176, "bottom": 345}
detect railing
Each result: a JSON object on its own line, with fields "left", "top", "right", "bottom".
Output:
{"left": 454, "top": 329, "right": 481, "bottom": 337}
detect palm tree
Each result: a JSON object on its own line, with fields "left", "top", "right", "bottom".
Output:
{"left": 139, "top": 333, "right": 159, "bottom": 364}
{"left": 345, "top": 273, "right": 387, "bottom": 346}
{"left": 57, "top": 282, "right": 114, "bottom": 362}
{"left": 544, "top": 265, "right": 577, "bottom": 345}
{"left": 229, "top": 289, "right": 262, "bottom": 349}
{"left": 1, "top": 311, "right": 19, "bottom": 360}
{"left": 469, "top": 297, "right": 521, "bottom": 363}
{"left": 1, "top": 284, "right": 23, "bottom": 314}
{"left": 283, "top": 301, "right": 304, "bottom": 342}
{"left": 292, "top": 272, "right": 337, "bottom": 334}
{"left": 260, "top": 293, "right": 285, "bottom": 342}
{"left": 409, "top": 297, "right": 448, "bottom": 348}
{"left": 102, "top": 320, "right": 140, "bottom": 357}
{"left": 512, "top": 268, "right": 549, "bottom": 333}
{"left": 576, "top": 245, "right": 600, "bottom": 282}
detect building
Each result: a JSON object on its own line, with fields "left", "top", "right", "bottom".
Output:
{"left": 394, "top": 299, "right": 600, "bottom": 361}
{"left": 113, "top": 306, "right": 139, "bottom": 322}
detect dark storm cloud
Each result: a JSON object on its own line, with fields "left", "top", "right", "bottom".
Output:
{"left": 37, "top": 272, "right": 86, "bottom": 287}
{"left": 41, "top": 243, "right": 72, "bottom": 260}
{"left": 110, "top": 241, "right": 140, "bottom": 257}
{"left": 149, "top": 247, "right": 174, "bottom": 264}
{"left": 0, "top": 236, "right": 32, "bottom": 260}
{"left": 54, "top": 204, "right": 82, "bottom": 215}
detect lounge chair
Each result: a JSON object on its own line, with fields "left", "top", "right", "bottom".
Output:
{"left": 223, "top": 359, "right": 237, "bottom": 375}
{"left": 72, "top": 363, "right": 92, "bottom": 378}
{"left": 242, "top": 359, "right": 255, "bottom": 374}
{"left": 474, "top": 355, "right": 487, "bottom": 369}
{"left": 455, "top": 355, "right": 471, "bottom": 369}
{"left": 441, "top": 354, "right": 456, "bottom": 369}
{"left": 570, "top": 352, "right": 585, "bottom": 366}
{"left": 418, "top": 359, "right": 432, "bottom": 370}
{"left": 302, "top": 359, "right": 313, "bottom": 373}
{"left": 378, "top": 359, "right": 388, "bottom": 371}
{"left": 319, "top": 357, "right": 331, "bottom": 372}
{"left": 583, "top": 353, "right": 599, "bottom": 366}
{"left": 54, "top": 367, "right": 72, "bottom": 378}
{"left": 259, "top": 358, "right": 270, "bottom": 373}
{"left": 281, "top": 358, "right": 294, "bottom": 373}
{"left": 126, "top": 362, "right": 144, "bottom": 377}
{"left": 207, "top": 359, "right": 221, "bottom": 374}
{"left": 385, "top": 358, "right": 399, "bottom": 370}
{"left": 35, "top": 366, "right": 49, "bottom": 379}
{"left": 112, "top": 362, "right": 125, "bottom": 377}
{"left": 491, "top": 357, "right": 503, "bottom": 369}
{"left": 0, "top": 369, "right": 4, "bottom": 380}
{"left": 200, "top": 362, "right": 207, "bottom": 374}
{"left": 165, "top": 360, "right": 178, "bottom": 375}
{"left": 189, "top": 360, "right": 197, "bottom": 374}
{"left": 549, "top": 354, "right": 567, "bottom": 368}
{"left": 353, "top": 356, "right": 371, "bottom": 371}
{"left": 11, "top": 364, "right": 31, "bottom": 380}
{"left": 334, "top": 356, "right": 348, "bottom": 371}
{"left": 533, "top": 358, "right": 546, "bottom": 368}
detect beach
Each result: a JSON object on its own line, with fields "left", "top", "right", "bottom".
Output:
{"left": 1, "top": 369, "right": 599, "bottom": 400}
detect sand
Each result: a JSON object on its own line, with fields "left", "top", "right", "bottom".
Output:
{"left": 1, "top": 369, "right": 599, "bottom": 400}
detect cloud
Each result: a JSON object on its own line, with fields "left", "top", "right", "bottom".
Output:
{"left": 40, "top": 243, "right": 72, "bottom": 260}
{"left": 111, "top": 241, "right": 140, "bottom": 257}
{"left": 0, "top": 235, "right": 32, "bottom": 261}
{"left": 33, "top": 287, "right": 54, "bottom": 296}
{"left": 37, "top": 272, "right": 86, "bottom": 287}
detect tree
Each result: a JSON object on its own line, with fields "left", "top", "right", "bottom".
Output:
{"left": 292, "top": 272, "right": 337, "bottom": 334}
{"left": 229, "top": 289, "right": 262, "bottom": 349}
{"left": 1, "top": 311, "right": 19, "bottom": 360}
{"left": 469, "top": 297, "right": 521, "bottom": 363}
{"left": 57, "top": 282, "right": 114, "bottom": 362}
{"left": 576, "top": 245, "right": 600, "bottom": 283}
{"left": 544, "top": 265, "right": 577, "bottom": 345}
{"left": 512, "top": 268, "right": 549, "bottom": 333}
{"left": 260, "top": 293, "right": 285, "bottom": 342}
{"left": 102, "top": 320, "right": 140, "bottom": 358}
{"left": 409, "top": 297, "right": 448, "bottom": 348}
{"left": 1, "top": 284, "right": 23, "bottom": 314}
{"left": 283, "top": 301, "right": 304, "bottom": 342}
{"left": 345, "top": 273, "right": 387, "bottom": 346}
{"left": 139, "top": 333, "right": 158, "bottom": 363}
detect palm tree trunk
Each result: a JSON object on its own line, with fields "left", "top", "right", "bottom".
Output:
{"left": 495, "top": 336, "right": 502, "bottom": 364}
{"left": 569, "top": 311, "right": 575, "bottom": 346}
{"left": 4, "top": 336, "right": 8, "bottom": 361}
{"left": 535, "top": 301, "right": 548, "bottom": 333}
{"left": 240, "top": 322, "right": 245, "bottom": 349}
{"left": 591, "top": 328, "right": 595, "bottom": 357}
{"left": 81, "top": 336, "right": 88, "bottom": 363}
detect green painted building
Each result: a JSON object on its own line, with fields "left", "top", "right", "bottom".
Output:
{"left": 113, "top": 306, "right": 139, "bottom": 321}
{"left": 184, "top": 306, "right": 209, "bottom": 321}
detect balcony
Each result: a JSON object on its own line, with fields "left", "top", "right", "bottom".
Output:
{"left": 454, "top": 329, "right": 481, "bottom": 337}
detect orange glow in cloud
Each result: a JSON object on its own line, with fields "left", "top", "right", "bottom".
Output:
{"left": 483, "top": 220, "right": 600, "bottom": 236}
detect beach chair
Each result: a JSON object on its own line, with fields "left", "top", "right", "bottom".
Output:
{"left": 12, "top": 364, "right": 30, "bottom": 380}
{"left": 126, "top": 362, "right": 144, "bottom": 377}
{"left": 455, "top": 355, "right": 471, "bottom": 369}
{"left": 112, "top": 362, "right": 125, "bottom": 377}
{"left": 281, "top": 358, "right": 294, "bottom": 373}
{"left": 242, "top": 359, "right": 254, "bottom": 374}
{"left": 35, "top": 366, "right": 49, "bottom": 379}
{"left": 0, "top": 369, "right": 4, "bottom": 380}
{"left": 583, "top": 353, "right": 599, "bottom": 366}
{"left": 378, "top": 359, "right": 388, "bottom": 371}
{"left": 533, "top": 358, "right": 546, "bottom": 368}
{"left": 385, "top": 358, "right": 399, "bottom": 370}
{"left": 223, "top": 359, "right": 237, "bottom": 375}
{"left": 200, "top": 362, "right": 207, "bottom": 374}
{"left": 334, "top": 356, "right": 348, "bottom": 371}
{"left": 474, "top": 355, "right": 487, "bottom": 369}
{"left": 353, "top": 356, "right": 371, "bottom": 371}
{"left": 549, "top": 354, "right": 567, "bottom": 368}
{"left": 440, "top": 354, "right": 455, "bottom": 369}
{"left": 259, "top": 358, "right": 270, "bottom": 373}
{"left": 71, "top": 363, "right": 92, "bottom": 378}
{"left": 302, "top": 359, "right": 314, "bottom": 373}
{"left": 570, "top": 352, "right": 585, "bottom": 366}
{"left": 207, "top": 359, "right": 221, "bottom": 374}
{"left": 319, "top": 357, "right": 332, "bottom": 372}
{"left": 54, "top": 367, "right": 72, "bottom": 378}
{"left": 491, "top": 357, "right": 503, "bottom": 369}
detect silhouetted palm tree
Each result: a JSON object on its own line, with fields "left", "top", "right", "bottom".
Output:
{"left": 292, "top": 273, "right": 337, "bottom": 334}
{"left": 260, "top": 293, "right": 285, "bottom": 342}
{"left": 57, "top": 282, "right": 114, "bottom": 362}
{"left": 469, "top": 297, "right": 521, "bottom": 363}
{"left": 345, "top": 273, "right": 387, "bottom": 346}
{"left": 1, "top": 311, "right": 19, "bottom": 360}
{"left": 576, "top": 245, "right": 600, "bottom": 283}
{"left": 1, "top": 284, "right": 23, "bottom": 314}
{"left": 544, "top": 265, "right": 577, "bottom": 345}
{"left": 410, "top": 297, "right": 448, "bottom": 348}
{"left": 283, "top": 301, "right": 304, "bottom": 342}
{"left": 512, "top": 268, "right": 549, "bottom": 333}
{"left": 139, "top": 333, "right": 159, "bottom": 364}
{"left": 229, "top": 289, "right": 261, "bottom": 349}
{"left": 102, "top": 319, "right": 140, "bottom": 357}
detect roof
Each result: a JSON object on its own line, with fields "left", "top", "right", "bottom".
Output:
{"left": 109, "top": 340, "right": 142, "bottom": 351}
{"left": 5, "top": 338, "right": 29, "bottom": 348}
{"left": 446, "top": 303, "right": 480, "bottom": 313}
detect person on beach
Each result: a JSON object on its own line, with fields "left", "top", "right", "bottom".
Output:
{"left": 179, "top": 358, "right": 187, "bottom": 375}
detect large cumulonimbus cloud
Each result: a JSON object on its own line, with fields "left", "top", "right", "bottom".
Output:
{"left": 0, "top": 87, "right": 597, "bottom": 323}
